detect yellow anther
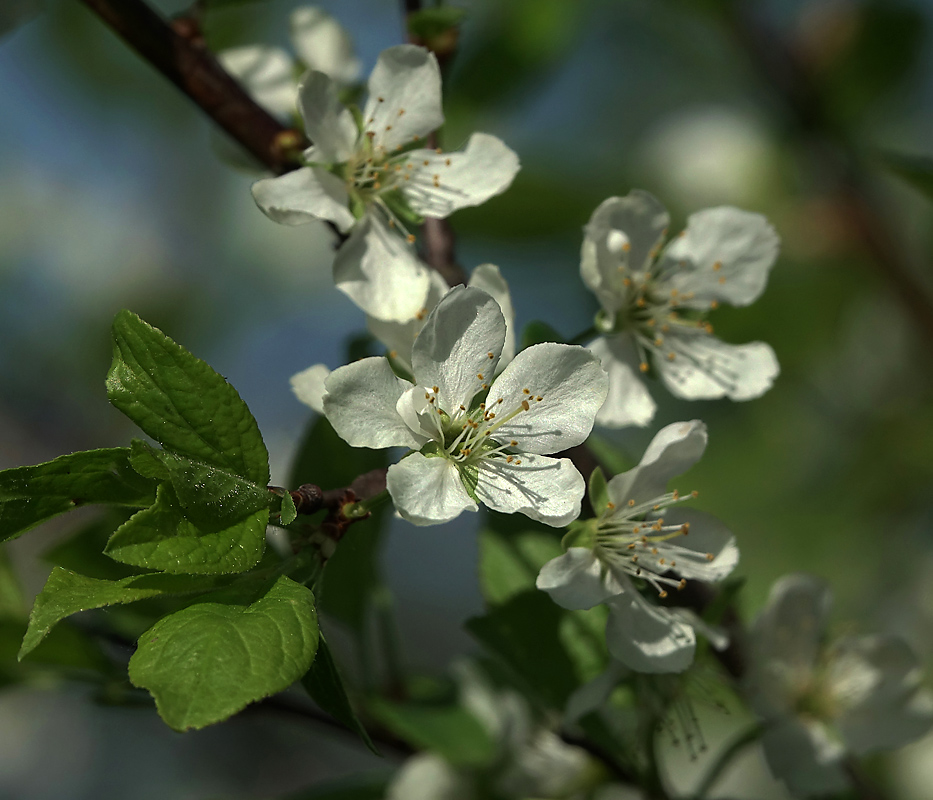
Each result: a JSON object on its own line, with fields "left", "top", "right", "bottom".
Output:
{"left": 482, "top": 383, "right": 489, "bottom": 389}
{"left": 389, "top": 350, "right": 398, "bottom": 358}
{"left": 459, "top": 404, "right": 466, "bottom": 411}
{"left": 435, "top": 147, "right": 442, "bottom": 154}
{"left": 627, "top": 542, "right": 636, "bottom": 550}
{"left": 496, "top": 398, "right": 503, "bottom": 404}
{"left": 718, "top": 276, "right": 726, "bottom": 284}
{"left": 691, "top": 490, "right": 699, "bottom": 498}
{"left": 407, "top": 234, "right": 416, "bottom": 244}
{"left": 710, "top": 300, "right": 719, "bottom": 310}
{"left": 627, "top": 499, "right": 635, "bottom": 507}
{"left": 654, "top": 337, "right": 663, "bottom": 347}
{"left": 423, "top": 160, "right": 429, "bottom": 166}
{"left": 487, "top": 351, "right": 494, "bottom": 359}
{"left": 659, "top": 590, "right": 668, "bottom": 598}
{"left": 506, "top": 456, "right": 514, "bottom": 463}
{"left": 607, "top": 501, "right": 616, "bottom": 509}
{"left": 373, "top": 181, "right": 381, "bottom": 190}
{"left": 636, "top": 297, "right": 646, "bottom": 308}
{"left": 652, "top": 504, "right": 660, "bottom": 510}
{"left": 521, "top": 400, "right": 530, "bottom": 411}
{"left": 398, "top": 108, "right": 406, "bottom": 116}
{"left": 622, "top": 242, "right": 631, "bottom": 252}
{"left": 433, "top": 175, "right": 440, "bottom": 187}
{"left": 445, "top": 158, "right": 451, "bottom": 166}
{"left": 377, "top": 96, "right": 384, "bottom": 102}
{"left": 432, "top": 386, "right": 439, "bottom": 392}
{"left": 659, "top": 558, "right": 666, "bottom": 565}
{"left": 366, "top": 130, "right": 376, "bottom": 140}
{"left": 672, "top": 490, "right": 680, "bottom": 500}
{"left": 510, "top": 440, "right": 517, "bottom": 446}
{"left": 623, "top": 277, "right": 632, "bottom": 287}
{"left": 705, "top": 552, "right": 714, "bottom": 562}
{"left": 678, "top": 579, "right": 687, "bottom": 590}
{"left": 536, "top": 395, "right": 543, "bottom": 401}
{"left": 667, "top": 352, "right": 676, "bottom": 361}
{"left": 522, "top": 388, "right": 531, "bottom": 394}
{"left": 477, "top": 373, "right": 484, "bottom": 380}
{"left": 631, "top": 555, "right": 639, "bottom": 563}
{"left": 652, "top": 548, "right": 659, "bottom": 555}
{"left": 712, "top": 260, "right": 722, "bottom": 271}
{"left": 388, "top": 219, "right": 396, "bottom": 227}
{"left": 681, "top": 523, "right": 690, "bottom": 534}
{"left": 633, "top": 526, "right": 641, "bottom": 534}
{"left": 639, "top": 362, "right": 649, "bottom": 373}
{"left": 385, "top": 124, "right": 393, "bottom": 131}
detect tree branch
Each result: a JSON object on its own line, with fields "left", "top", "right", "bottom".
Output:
{"left": 79, "top": 0, "right": 305, "bottom": 174}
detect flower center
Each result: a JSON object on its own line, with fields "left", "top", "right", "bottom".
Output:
{"left": 594, "top": 488, "right": 712, "bottom": 598}
{"left": 417, "top": 378, "right": 545, "bottom": 468}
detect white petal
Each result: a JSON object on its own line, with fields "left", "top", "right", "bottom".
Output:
{"left": 655, "top": 334, "right": 779, "bottom": 401}
{"left": 387, "top": 454, "right": 478, "bottom": 526}
{"left": 411, "top": 285, "right": 506, "bottom": 412}
{"left": 333, "top": 214, "right": 432, "bottom": 322}
{"left": 658, "top": 206, "right": 779, "bottom": 308}
{"left": 656, "top": 508, "right": 739, "bottom": 582}
{"left": 604, "top": 592, "right": 696, "bottom": 673}
{"left": 387, "top": 753, "right": 473, "bottom": 800}
{"left": 219, "top": 45, "right": 296, "bottom": 119}
{"left": 396, "top": 384, "right": 444, "bottom": 442}
{"left": 475, "top": 454, "right": 584, "bottom": 527}
{"left": 366, "top": 271, "right": 448, "bottom": 373}
{"left": 536, "top": 547, "right": 622, "bottom": 610}
{"left": 402, "top": 134, "right": 520, "bottom": 219}
{"left": 251, "top": 166, "right": 356, "bottom": 231}
{"left": 760, "top": 719, "right": 849, "bottom": 797}
{"left": 289, "top": 7, "right": 361, "bottom": 86}
{"left": 468, "top": 264, "right": 516, "bottom": 365}
{"left": 606, "top": 420, "right": 707, "bottom": 507}
{"left": 296, "top": 70, "right": 358, "bottom": 164}
{"left": 588, "top": 335, "right": 656, "bottom": 428}
{"left": 362, "top": 45, "right": 443, "bottom": 153}
{"left": 322, "top": 357, "right": 425, "bottom": 450}
{"left": 746, "top": 573, "right": 831, "bottom": 718}
{"left": 832, "top": 635, "right": 933, "bottom": 755}
{"left": 290, "top": 363, "right": 330, "bottom": 414}
{"left": 580, "top": 191, "right": 670, "bottom": 315}
{"left": 487, "top": 343, "right": 608, "bottom": 455}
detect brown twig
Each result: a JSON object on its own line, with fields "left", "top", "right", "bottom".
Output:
{"left": 79, "top": 0, "right": 306, "bottom": 174}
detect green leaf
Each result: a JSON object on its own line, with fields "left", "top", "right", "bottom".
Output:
{"left": 520, "top": 320, "right": 565, "bottom": 349}
{"left": 368, "top": 697, "right": 495, "bottom": 767}
{"left": 20, "top": 566, "right": 226, "bottom": 658}
{"left": 133, "top": 441, "right": 272, "bottom": 531}
{"left": 0, "top": 448, "right": 158, "bottom": 543}
{"left": 880, "top": 151, "right": 933, "bottom": 202}
{"left": 301, "top": 636, "right": 378, "bottom": 755}
{"left": 43, "top": 510, "right": 139, "bottom": 581}
{"left": 107, "top": 310, "right": 269, "bottom": 486}
{"left": 466, "top": 590, "right": 606, "bottom": 710}
{"left": 129, "top": 575, "right": 319, "bottom": 731}
{"left": 289, "top": 416, "right": 387, "bottom": 633}
{"left": 0, "top": 545, "right": 25, "bottom": 618}
{"left": 105, "top": 484, "right": 267, "bottom": 574}
{"left": 477, "top": 514, "right": 563, "bottom": 606}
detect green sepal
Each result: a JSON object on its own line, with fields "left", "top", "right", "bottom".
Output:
{"left": 106, "top": 310, "right": 270, "bottom": 486}
{"left": 105, "top": 484, "right": 267, "bottom": 575}
{"left": 19, "top": 566, "right": 229, "bottom": 659}
{"left": 562, "top": 518, "right": 597, "bottom": 550}
{"left": 279, "top": 491, "right": 298, "bottom": 526}
{"left": 588, "top": 466, "right": 610, "bottom": 514}
{"left": 129, "top": 575, "right": 319, "bottom": 731}
{"left": 301, "top": 636, "right": 378, "bottom": 755}
{"left": 0, "top": 448, "right": 158, "bottom": 544}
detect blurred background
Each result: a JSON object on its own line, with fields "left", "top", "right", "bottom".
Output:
{"left": 2, "top": 0, "right": 933, "bottom": 797}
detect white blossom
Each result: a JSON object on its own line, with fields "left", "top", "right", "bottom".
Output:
{"left": 251, "top": 45, "right": 520, "bottom": 321}
{"left": 581, "top": 190, "right": 780, "bottom": 427}
{"left": 537, "top": 420, "right": 738, "bottom": 673}
{"left": 322, "top": 286, "right": 607, "bottom": 527}
{"left": 218, "top": 6, "right": 360, "bottom": 121}
{"left": 745, "top": 573, "right": 933, "bottom": 797}
{"left": 386, "top": 661, "right": 592, "bottom": 800}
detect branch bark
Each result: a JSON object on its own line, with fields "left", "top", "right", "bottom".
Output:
{"left": 79, "top": 0, "right": 305, "bottom": 174}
